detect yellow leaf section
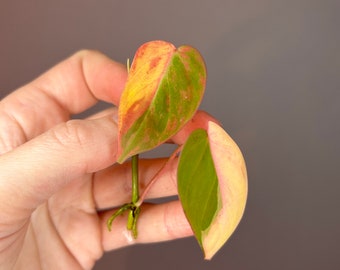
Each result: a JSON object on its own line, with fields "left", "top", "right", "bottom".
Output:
{"left": 118, "top": 41, "right": 176, "bottom": 138}
{"left": 203, "top": 121, "right": 248, "bottom": 260}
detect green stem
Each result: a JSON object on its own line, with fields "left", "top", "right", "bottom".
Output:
{"left": 106, "top": 154, "right": 141, "bottom": 238}
{"left": 131, "top": 154, "right": 139, "bottom": 204}
{"left": 127, "top": 154, "right": 140, "bottom": 238}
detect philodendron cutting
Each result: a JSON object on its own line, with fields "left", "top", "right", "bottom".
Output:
{"left": 107, "top": 40, "right": 248, "bottom": 260}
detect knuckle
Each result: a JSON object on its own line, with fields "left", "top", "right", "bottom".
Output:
{"left": 0, "top": 111, "right": 27, "bottom": 153}
{"left": 49, "top": 120, "right": 91, "bottom": 150}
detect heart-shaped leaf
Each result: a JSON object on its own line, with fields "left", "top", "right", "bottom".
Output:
{"left": 177, "top": 122, "right": 248, "bottom": 259}
{"left": 117, "top": 40, "right": 206, "bottom": 163}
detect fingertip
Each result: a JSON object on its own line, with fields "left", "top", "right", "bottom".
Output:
{"left": 77, "top": 50, "right": 128, "bottom": 106}
{"left": 33, "top": 49, "right": 128, "bottom": 115}
{"left": 87, "top": 107, "right": 118, "bottom": 122}
{"left": 43, "top": 114, "right": 119, "bottom": 173}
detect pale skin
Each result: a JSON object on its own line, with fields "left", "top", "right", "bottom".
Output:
{"left": 0, "top": 50, "right": 216, "bottom": 269}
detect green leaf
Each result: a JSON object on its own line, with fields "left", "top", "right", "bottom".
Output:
{"left": 117, "top": 40, "right": 206, "bottom": 163}
{"left": 177, "top": 122, "right": 248, "bottom": 259}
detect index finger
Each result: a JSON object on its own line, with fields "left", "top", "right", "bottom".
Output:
{"left": 0, "top": 50, "right": 127, "bottom": 152}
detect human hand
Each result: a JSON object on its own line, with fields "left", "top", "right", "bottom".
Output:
{"left": 0, "top": 51, "right": 215, "bottom": 269}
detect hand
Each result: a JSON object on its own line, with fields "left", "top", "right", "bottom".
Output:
{"left": 0, "top": 51, "right": 205, "bottom": 269}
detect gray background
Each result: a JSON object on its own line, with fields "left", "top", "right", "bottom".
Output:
{"left": 1, "top": 0, "right": 340, "bottom": 269}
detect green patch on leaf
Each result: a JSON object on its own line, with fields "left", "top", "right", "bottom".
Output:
{"left": 177, "top": 129, "right": 222, "bottom": 249}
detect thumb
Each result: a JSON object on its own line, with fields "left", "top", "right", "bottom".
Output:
{"left": 0, "top": 113, "right": 118, "bottom": 225}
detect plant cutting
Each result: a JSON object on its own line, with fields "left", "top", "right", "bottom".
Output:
{"left": 107, "top": 40, "right": 248, "bottom": 259}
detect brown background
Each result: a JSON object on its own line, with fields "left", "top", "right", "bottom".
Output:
{"left": 1, "top": 1, "right": 340, "bottom": 269}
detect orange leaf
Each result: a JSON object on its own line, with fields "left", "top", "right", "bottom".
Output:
{"left": 117, "top": 40, "right": 206, "bottom": 162}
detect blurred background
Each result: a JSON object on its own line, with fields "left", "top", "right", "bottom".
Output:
{"left": 1, "top": 1, "right": 339, "bottom": 269}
